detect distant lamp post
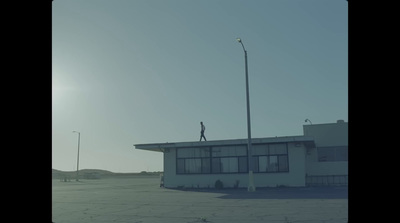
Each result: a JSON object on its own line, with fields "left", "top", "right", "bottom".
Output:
{"left": 72, "top": 131, "right": 81, "bottom": 181}
{"left": 236, "top": 38, "right": 255, "bottom": 192}
{"left": 305, "top": 119, "right": 313, "bottom": 125}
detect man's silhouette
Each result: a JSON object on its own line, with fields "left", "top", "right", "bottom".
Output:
{"left": 200, "top": 121, "right": 207, "bottom": 141}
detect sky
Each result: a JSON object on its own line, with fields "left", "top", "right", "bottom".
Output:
{"left": 52, "top": 0, "right": 348, "bottom": 173}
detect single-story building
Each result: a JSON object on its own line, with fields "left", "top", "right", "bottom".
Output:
{"left": 134, "top": 120, "right": 347, "bottom": 188}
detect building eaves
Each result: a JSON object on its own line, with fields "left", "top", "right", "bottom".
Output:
{"left": 134, "top": 135, "right": 315, "bottom": 152}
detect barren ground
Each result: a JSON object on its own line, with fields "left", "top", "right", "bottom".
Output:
{"left": 52, "top": 176, "right": 348, "bottom": 223}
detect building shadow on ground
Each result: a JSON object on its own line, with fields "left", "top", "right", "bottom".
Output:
{"left": 167, "top": 186, "right": 348, "bottom": 199}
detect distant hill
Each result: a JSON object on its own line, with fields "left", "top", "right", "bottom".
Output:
{"left": 52, "top": 169, "right": 162, "bottom": 180}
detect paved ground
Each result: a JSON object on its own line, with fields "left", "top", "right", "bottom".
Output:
{"left": 52, "top": 176, "right": 348, "bottom": 223}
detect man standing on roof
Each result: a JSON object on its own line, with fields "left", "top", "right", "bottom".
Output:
{"left": 200, "top": 121, "right": 207, "bottom": 141}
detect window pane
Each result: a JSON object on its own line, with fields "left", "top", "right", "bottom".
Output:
{"left": 185, "top": 159, "right": 201, "bottom": 173}
{"left": 202, "top": 158, "right": 211, "bottom": 173}
{"left": 212, "top": 146, "right": 246, "bottom": 157}
{"left": 335, "top": 146, "right": 348, "bottom": 161}
{"left": 278, "top": 155, "right": 288, "bottom": 172}
{"left": 238, "top": 156, "right": 248, "bottom": 173}
{"left": 268, "top": 156, "right": 278, "bottom": 172}
{"left": 177, "top": 148, "right": 193, "bottom": 158}
{"left": 197, "top": 148, "right": 210, "bottom": 157}
{"left": 211, "top": 147, "right": 222, "bottom": 157}
{"left": 258, "top": 156, "right": 268, "bottom": 172}
{"left": 177, "top": 159, "right": 185, "bottom": 174}
{"left": 269, "top": 144, "right": 287, "bottom": 155}
{"left": 177, "top": 148, "right": 210, "bottom": 158}
{"left": 221, "top": 157, "right": 238, "bottom": 173}
{"left": 212, "top": 158, "right": 221, "bottom": 173}
{"left": 253, "top": 145, "right": 268, "bottom": 155}
{"left": 230, "top": 146, "right": 247, "bottom": 156}
{"left": 318, "top": 147, "right": 335, "bottom": 162}
{"left": 252, "top": 156, "right": 259, "bottom": 172}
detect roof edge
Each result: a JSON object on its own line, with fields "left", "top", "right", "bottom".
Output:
{"left": 134, "top": 135, "right": 315, "bottom": 151}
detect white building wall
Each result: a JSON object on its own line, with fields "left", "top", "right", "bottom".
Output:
{"left": 163, "top": 142, "right": 307, "bottom": 188}
{"left": 303, "top": 121, "right": 348, "bottom": 146}
{"left": 305, "top": 147, "right": 348, "bottom": 176}
{"left": 304, "top": 121, "right": 348, "bottom": 178}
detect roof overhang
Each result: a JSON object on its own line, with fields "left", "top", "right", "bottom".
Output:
{"left": 134, "top": 136, "right": 315, "bottom": 152}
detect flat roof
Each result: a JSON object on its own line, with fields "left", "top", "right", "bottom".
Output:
{"left": 134, "top": 135, "right": 315, "bottom": 152}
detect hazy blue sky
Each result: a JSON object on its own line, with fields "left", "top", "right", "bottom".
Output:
{"left": 52, "top": 0, "right": 347, "bottom": 173}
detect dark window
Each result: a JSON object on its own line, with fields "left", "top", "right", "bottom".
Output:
{"left": 201, "top": 158, "right": 211, "bottom": 173}
{"left": 220, "top": 157, "right": 238, "bottom": 173}
{"left": 176, "top": 143, "right": 289, "bottom": 174}
{"left": 269, "top": 143, "right": 287, "bottom": 155}
{"left": 238, "top": 157, "right": 248, "bottom": 173}
{"left": 177, "top": 148, "right": 211, "bottom": 174}
{"left": 185, "top": 158, "right": 201, "bottom": 173}
{"left": 176, "top": 158, "right": 211, "bottom": 174}
{"left": 177, "top": 148, "right": 210, "bottom": 158}
{"left": 267, "top": 156, "right": 278, "bottom": 172}
{"left": 210, "top": 146, "right": 248, "bottom": 174}
{"left": 252, "top": 156, "right": 259, "bottom": 172}
{"left": 318, "top": 146, "right": 348, "bottom": 162}
{"left": 318, "top": 147, "right": 335, "bottom": 161}
{"left": 335, "top": 146, "right": 348, "bottom": 161}
{"left": 211, "top": 158, "right": 221, "bottom": 173}
{"left": 177, "top": 159, "right": 185, "bottom": 174}
{"left": 212, "top": 146, "right": 247, "bottom": 157}
{"left": 253, "top": 143, "right": 289, "bottom": 173}
{"left": 211, "top": 156, "right": 247, "bottom": 174}
{"left": 258, "top": 156, "right": 268, "bottom": 172}
{"left": 252, "top": 145, "right": 269, "bottom": 155}
{"left": 255, "top": 155, "right": 288, "bottom": 173}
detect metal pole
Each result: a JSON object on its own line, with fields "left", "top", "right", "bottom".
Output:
{"left": 237, "top": 38, "right": 255, "bottom": 192}
{"left": 73, "top": 131, "right": 80, "bottom": 181}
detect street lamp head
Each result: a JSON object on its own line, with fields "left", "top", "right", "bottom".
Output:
{"left": 236, "top": 38, "right": 242, "bottom": 43}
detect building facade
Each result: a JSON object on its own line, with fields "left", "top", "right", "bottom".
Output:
{"left": 134, "top": 120, "right": 348, "bottom": 188}
{"left": 304, "top": 120, "right": 348, "bottom": 186}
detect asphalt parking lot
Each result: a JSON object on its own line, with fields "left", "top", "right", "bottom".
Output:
{"left": 52, "top": 176, "right": 348, "bottom": 223}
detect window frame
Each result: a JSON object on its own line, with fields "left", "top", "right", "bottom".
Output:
{"left": 317, "top": 146, "right": 348, "bottom": 162}
{"left": 252, "top": 143, "right": 289, "bottom": 173}
{"left": 176, "top": 143, "right": 290, "bottom": 174}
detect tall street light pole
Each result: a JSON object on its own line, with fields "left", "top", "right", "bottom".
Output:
{"left": 72, "top": 131, "right": 81, "bottom": 181}
{"left": 236, "top": 38, "right": 256, "bottom": 192}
